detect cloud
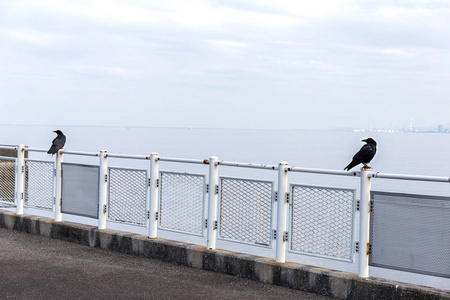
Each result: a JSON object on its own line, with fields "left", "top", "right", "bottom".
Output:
{"left": 24, "top": 0, "right": 160, "bottom": 25}
{"left": 347, "top": 46, "right": 420, "bottom": 57}
{"left": 207, "top": 40, "right": 249, "bottom": 57}
{"left": 1, "top": 28, "right": 69, "bottom": 46}
{"left": 1, "top": 0, "right": 450, "bottom": 130}
{"left": 74, "top": 65, "right": 136, "bottom": 79}
{"left": 235, "top": 0, "right": 355, "bottom": 18}
{"left": 308, "top": 60, "right": 355, "bottom": 76}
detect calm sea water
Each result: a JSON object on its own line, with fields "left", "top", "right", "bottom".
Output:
{"left": 1, "top": 125, "right": 449, "bottom": 290}
{"left": 3, "top": 124, "right": 450, "bottom": 195}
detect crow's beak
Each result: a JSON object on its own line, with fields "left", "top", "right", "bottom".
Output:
{"left": 361, "top": 139, "right": 367, "bottom": 142}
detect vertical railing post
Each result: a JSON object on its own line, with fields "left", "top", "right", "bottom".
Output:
{"left": 358, "top": 169, "right": 372, "bottom": 277}
{"left": 15, "top": 144, "right": 25, "bottom": 215}
{"left": 207, "top": 156, "right": 219, "bottom": 249}
{"left": 149, "top": 152, "right": 160, "bottom": 238}
{"left": 276, "top": 161, "right": 289, "bottom": 262}
{"left": 98, "top": 150, "right": 108, "bottom": 229}
{"left": 54, "top": 149, "right": 63, "bottom": 221}
{"left": 145, "top": 169, "right": 151, "bottom": 231}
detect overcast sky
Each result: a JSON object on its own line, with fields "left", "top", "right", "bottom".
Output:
{"left": 1, "top": 0, "right": 449, "bottom": 130}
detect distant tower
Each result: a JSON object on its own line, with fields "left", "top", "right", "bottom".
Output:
{"left": 409, "top": 118, "right": 413, "bottom": 132}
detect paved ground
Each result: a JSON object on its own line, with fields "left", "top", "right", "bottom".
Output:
{"left": 0, "top": 228, "right": 331, "bottom": 299}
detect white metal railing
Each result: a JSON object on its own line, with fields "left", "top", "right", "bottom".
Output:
{"left": 1, "top": 144, "right": 449, "bottom": 280}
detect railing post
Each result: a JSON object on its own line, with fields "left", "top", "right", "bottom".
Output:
{"left": 149, "top": 152, "right": 160, "bottom": 238}
{"left": 54, "top": 149, "right": 63, "bottom": 221}
{"left": 276, "top": 161, "right": 289, "bottom": 262}
{"left": 145, "top": 169, "right": 151, "bottom": 231}
{"left": 358, "top": 169, "right": 372, "bottom": 277}
{"left": 15, "top": 144, "right": 25, "bottom": 214}
{"left": 98, "top": 150, "right": 108, "bottom": 229}
{"left": 207, "top": 156, "right": 219, "bottom": 249}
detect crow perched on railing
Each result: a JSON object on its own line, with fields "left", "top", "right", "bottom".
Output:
{"left": 47, "top": 130, "right": 66, "bottom": 155}
{"left": 344, "top": 138, "right": 377, "bottom": 171}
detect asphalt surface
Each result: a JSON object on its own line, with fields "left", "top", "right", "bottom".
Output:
{"left": 0, "top": 228, "right": 331, "bottom": 299}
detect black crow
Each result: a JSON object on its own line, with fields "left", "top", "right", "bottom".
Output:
{"left": 47, "top": 130, "right": 66, "bottom": 155}
{"left": 344, "top": 138, "right": 377, "bottom": 171}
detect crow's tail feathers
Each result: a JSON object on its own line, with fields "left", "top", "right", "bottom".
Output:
{"left": 47, "top": 146, "right": 56, "bottom": 155}
{"left": 344, "top": 162, "right": 356, "bottom": 171}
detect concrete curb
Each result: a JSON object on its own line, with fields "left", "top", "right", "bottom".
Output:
{"left": 1, "top": 210, "right": 449, "bottom": 300}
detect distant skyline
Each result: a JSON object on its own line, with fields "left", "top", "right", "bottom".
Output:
{"left": 2, "top": 119, "right": 449, "bottom": 134}
{"left": 1, "top": 0, "right": 450, "bottom": 131}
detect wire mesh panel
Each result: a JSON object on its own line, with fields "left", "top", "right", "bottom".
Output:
{"left": 108, "top": 167, "right": 147, "bottom": 226}
{"left": 290, "top": 184, "right": 355, "bottom": 261}
{"left": 219, "top": 177, "right": 273, "bottom": 247}
{"left": 25, "top": 160, "right": 54, "bottom": 210}
{"left": 61, "top": 163, "right": 99, "bottom": 218}
{"left": 159, "top": 172, "right": 206, "bottom": 235}
{"left": 0, "top": 157, "right": 16, "bottom": 204}
{"left": 370, "top": 191, "right": 450, "bottom": 278}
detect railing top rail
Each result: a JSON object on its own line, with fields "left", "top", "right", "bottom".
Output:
{"left": 0, "top": 145, "right": 18, "bottom": 150}
{"left": 7, "top": 143, "right": 450, "bottom": 183}
{"left": 61, "top": 150, "right": 98, "bottom": 157}
{"left": 26, "top": 148, "right": 48, "bottom": 153}
{"left": 107, "top": 153, "right": 150, "bottom": 160}
{"left": 158, "top": 157, "right": 209, "bottom": 165}
{"left": 217, "top": 160, "right": 278, "bottom": 170}
{"left": 288, "top": 166, "right": 360, "bottom": 177}
{"left": 371, "top": 172, "right": 450, "bottom": 183}
{"left": 26, "top": 148, "right": 98, "bottom": 157}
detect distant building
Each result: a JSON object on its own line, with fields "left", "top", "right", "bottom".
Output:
{"left": 438, "top": 124, "right": 443, "bottom": 133}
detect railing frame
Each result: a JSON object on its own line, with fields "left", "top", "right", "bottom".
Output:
{"left": 2, "top": 144, "right": 450, "bottom": 280}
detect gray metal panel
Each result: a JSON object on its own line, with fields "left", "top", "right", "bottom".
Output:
{"left": 61, "top": 163, "right": 99, "bottom": 218}
{"left": 370, "top": 191, "right": 450, "bottom": 278}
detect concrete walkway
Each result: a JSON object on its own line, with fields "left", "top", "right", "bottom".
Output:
{"left": 0, "top": 228, "right": 330, "bottom": 300}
